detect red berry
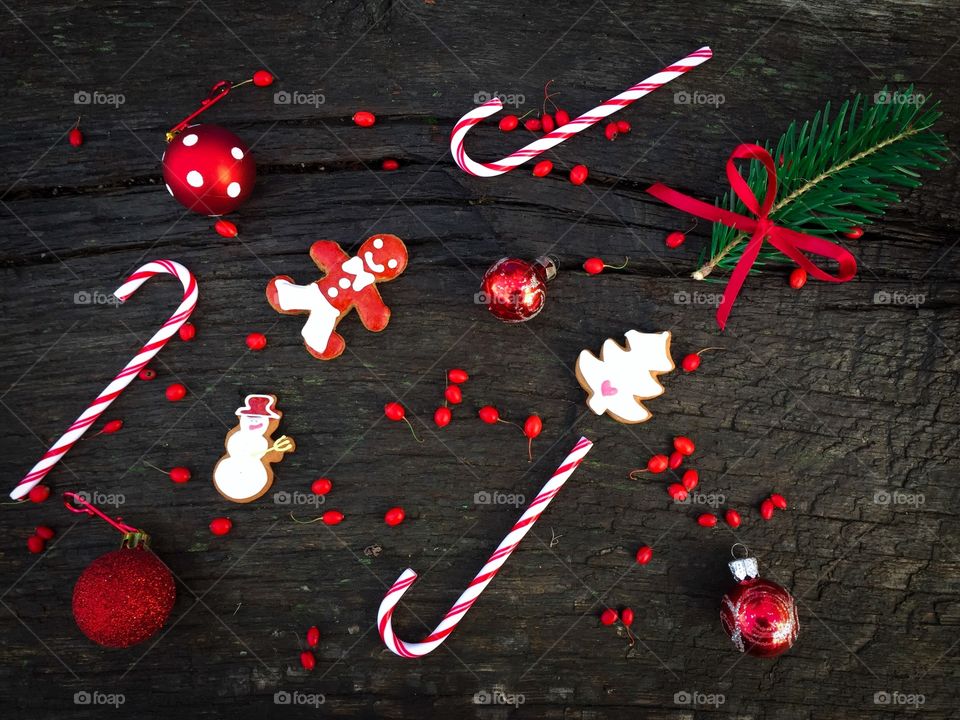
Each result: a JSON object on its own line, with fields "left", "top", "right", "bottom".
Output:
{"left": 478, "top": 405, "right": 499, "bottom": 424}
{"left": 384, "top": 402, "right": 405, "bottom": 421}
{"left": 245, "top": 332, "right": 267, "bottom": 350}
{"left": 138, "top": 368, "right": 157, "bottom": 381}
{"left": 252, "top": 70, "right": 274, "bottom": 87}
{"left": 448, "top": 369, "right": 469, "bottom": 384}
{"left": 27, "top": 536, "right": 45, "bottom": 553}
{"left": 178, "top": 322, "right": 196, "bottom": 341}
{"left": 681, "top": 353, "right": 701, "bottom": 372}
{"left": 616, "top": 120, "right": 631, "bottom": 134}
{"left": 299, "top": 650, "right": 316, "bottom": 671}
{"left": 214, "top": 219, "right": 238, "bottom": 238}
{"left": 770, "top": 493, "right": 788, "bottom": 510}
{"left": 524, "top": 117, "right": 542, "bottom": 132}
{"left": 724, "top": 509, "right": 742, "bottom": 528}
{"left": 635, "top": 545, "right": 653, "bottom": 565}
{"left": 210, "top": 517, "right": 232, "bottom": 536}
{"left": 789, "top": 267, "right": 807, "bottom": 289}
{"left": 541, "top": 113, "right": 555, "bottom": 133}
{"left": 98, "top": 419, "right": 124, "bottom": 435}
{"left": 647, "top": 454, "right": 669, "bottom": 473}
{"left": 844, "top": 226, "right": 864, "bottom": 239}
{"left": 384, "top": 507, "right": 405, "bottom": 526}
{"left": 352, "top": 111, "right": 376, "bottom": 127}
{"left": 68, "top": 127, "right": 83, "bottom": 147}
{"left": 621, "top": 607, "right": 635, "bottom": 626}
{"left": 311, "top": 477, "right": 332, "bottom": 495}
{"left": 523, "top": 415, "right": 542, "bottom": 439}
{"left": 35, "top": 525, "right": 55, "bottom": 540}
{"left": 322, "top": 510, "right": 344, "bottom": 526}
{"left": 433, "top": 406, "right": 452, "bottom": 428}
{"left": 673, "top": 436, "right": 695, "bottom": 456}
{"left": 600, "top": 608, "right": 618, "bottom": 626}
{"left": 532, "top": 160, "right": 553, "bottom": 177}
{"left": 569, "top": 164, "right": 588, "bottom": 185}
{"left": 667, "top": 483, "right": 688, "bottom": 502}
{"left": 668, "top": 451, "right": 683, "bottom": 470}
{"left": 28, "top": 485, "right": 50, "bottom": 503}
{"left": 498, "top": 115, "right": 519, "bottom": 132}
{"left": 665, "top": 231, "right": 686, "bottom": 249}
{"left": 306, "top": 626, "right": 321, "bottom": 647}
{"left": 381, "top": 158, "right": 400, "bottom": 171}
{"left": 554, "top": 109, "right": 570, "bottom": 126}
{"left": 165, "top": 383, "right": 187, "bottom": 401}
{"left": 697, "top": 513, "right": 718, "bottom": 528}
{"left": 169, "top": 466, "right": 192, "bottom": 484}
{"left": 760, "top": 499, "right": 775, "bottom": 520}
{"left": 583, "top": 258, "right": 605, "bottom": 275}
{"left": 444, "top": 385, "right": 463, "bottom": 404}
{"left": 681, "top": 469, "right": 699, "bottom": 492}
{"left": 604, "top": 122, "right": 619, "bottom": 141}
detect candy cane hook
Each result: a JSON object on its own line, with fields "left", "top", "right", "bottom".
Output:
{"left": 378, "top": 436, "right": 593, "bottom": 658}
{"left": 450, "top": 46, "right": 712, "bottom": 177}
{"left": 11, "top": 260, "right": 198, "bottom": 500}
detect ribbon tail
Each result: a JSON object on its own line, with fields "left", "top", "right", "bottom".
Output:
{"left": 767, "top": 227, "right": 858, "bottom": 283}
{"left": 717, "top": 229, "right": 766, "bottom": 331}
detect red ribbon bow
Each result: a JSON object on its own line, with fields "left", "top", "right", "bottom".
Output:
{"left": 647, "top": 144, "right": 858, "bottom": 330}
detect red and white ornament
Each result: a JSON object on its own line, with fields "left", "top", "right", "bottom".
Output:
{"left": 480, "top": 256, "right": 557, "bottom": 323}
{"left": 720, "top": 550, "right": 799, "bottom": 657}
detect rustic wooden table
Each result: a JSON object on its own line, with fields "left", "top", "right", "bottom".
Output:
{"left": 2, "top": 1, "right": 958, "bottom": 717}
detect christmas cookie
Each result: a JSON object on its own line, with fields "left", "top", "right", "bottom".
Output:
{"left": 213, "top": 395, "right": 295, "bottom": 503}
{"left": 576, "top": 330, "right": 674, "bottom": 423}
{"left": 266, "top": 235, "right": 408, "bottom": 360}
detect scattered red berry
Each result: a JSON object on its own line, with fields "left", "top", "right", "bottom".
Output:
{"left": 635, "top": 545, "right": 653, "bottom": 565}
{"left": 532, "top": 160, "right": 553, "bottom": 177}
{"left": 444, "top": 385, "right": 463, "bottom": 405}
{"left": 665, "top": 231, "right": 686, "bottom": 249}
{"left": 724, "top": 509, "right": 742, "bottom": 528}
{"left": 178, "top": 323, "right": 196, "bottom": 341}
{"left": 138, "top": 368, "right": 157, "bottom": 381}
{"left": 616, "top": 120, "right": 631, "bottom": 134}
{"left": 433, "top": 406, "right": 452, "bottom": 428}
{"left": 523, "top": 414, "right": 543, "bottom": 460}
{"left": 681, "top": 347, "right": 722, "bottom": 373}
{"left": 554, "top": 109, "right": 570, "bottom": 126}
{"left": 299, "top": 650, "right": 316, "bottom": 671}
{"left": 524, "top": 117, "right": 542, "bottom": 132}
{"left": 760, "top": 499, "right": 775, "bottom": 521}
{"left": 569, "top": 164, "right": 588, "bottom": 185}
{"left": 673, "top": 436, "right": 695, "bottom": 456}
{"left": 667, "top": 483, "right": 688, "bottom": 502}
{"left": 478, "top": 405, "right": 500, "bottom": 424}
{"left": 93, "top": 419, "right": 123, "bottom": 436}
{"left": 621, "top": 607, "right": 635, "bottom": 626}
{"left": 27, "top": 536, "right": 45, "bottom": 553}
{"left": 600, "top": 608, "right": 618, "bottom": 626}
{"left": 668, "top": 451, "right": 683, "bottom": 470}
{"left": 647, "top": 454, "right": 669, "bottom": 474}
{"left": 68, "top": 125, "right": 83, "bottom": 148}
{"left": 165, "top": 383, "right": 187, "bottom": 402}
{"left": 384, "top": 507, "right": 405, "bottom": 526}
{"left": 681, "top": 469, "right": 699, "bottom": 492}
{"left": 604, "top": 122, "right": 619, "bottom": 141}
{"left": 306, "top": 626, "right": 321, "bottom": 648}
{"left": 169, "top": 467, "right": 191, "bottom": 484}
{"left": 252, "top": 70, "right": 274, "bottom": 87}
{"left": 498, "top": 115, "right": 519, "bottom": 132}
{"left": 384, "top": 402, "right": 406, "bottom": 421}
{"left": 770, "top": 493, "right": 788, "bottom": 510}
{"left": 35, "top": 525, "right": 55, "bottom": 540}
{"left": 311, "top": 477, "right": 332, "bottom": 495}
{"left": 541, "top": 113, "right": 555, "bottom": 133}
{"left": 352, "top": 111, "right": 376, "bottom": 127}
{"left": 788, "top": 268, "right": 808, "bottom": 289}
{"left": 448, "top": 368, "right": 469, "bottom": 384}
{"left": 28, "top": 485, "right": 50, "bottom": 504}
{"left": 381, "top": 158, "right": 399, "bottom": 171}
{"left": 214, "top": 219, "right": 238, "bottom": 238}
{"left": 697, "top": 513, "right": 718, "bottom": 528}
{"left": 844, "top": 226, "right": 864, "bottom": 239}
{"left": 322, "top": 510, "right": 344, "bottom": 526}
{"left": 245, "top": 332, "right": 267, "bottom": 351}
{"left": 209, "top": 517, "right": 232, "bottom": 536}
{"left": 583, "top": 258, "right": 605, "bottom": 275}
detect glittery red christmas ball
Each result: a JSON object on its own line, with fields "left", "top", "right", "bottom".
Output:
{"left": 720, "top": 576, "right": 798, "bottom": 658}
{"left": 72, "top": 547, "right": 176, "bottom": 648}
{"left": 162, "top": 124, "right": 255, "bottom": 216}
{"left": 480, "top": 256, "right": 557, "bottom": 323}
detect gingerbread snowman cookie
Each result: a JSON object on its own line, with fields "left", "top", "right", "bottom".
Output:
{"left": 266, "top": 234, "right": 408, "bottom": 360}
{"left": 213, "top": 394, "right": 295, "bottom": 503}
{"left": 576, "top": 330, "right": 674, "bottom": 423}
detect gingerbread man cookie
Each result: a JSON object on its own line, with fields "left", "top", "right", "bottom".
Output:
{"left": 576, "top": 330, "right": 674, "bottom": 423}
{"left": 213, "top": 394, "right": 295, "bottom": 503}
{"left": 266, "top": 234, "right": 408, "bottom": 360}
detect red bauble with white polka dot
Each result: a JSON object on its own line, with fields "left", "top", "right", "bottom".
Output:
{"left": 162, "top": 124, "right": 255, "bottom": 216}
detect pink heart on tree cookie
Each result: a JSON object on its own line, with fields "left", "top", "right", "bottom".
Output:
{"left": 601, "top": 380, "right": 618, "bottom": 397}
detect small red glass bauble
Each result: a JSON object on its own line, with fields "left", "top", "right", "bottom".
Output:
{"left": 480, "top": 256, "right": 557, "bottom": 323}
{"left": 162, "top": 124, "right": 255, "bottom": 216}
{"left": 72, "top": 537, "right": 176, "bottom": 648}
{"left": 720, "top": 554, "right": 798, "bottom": 658}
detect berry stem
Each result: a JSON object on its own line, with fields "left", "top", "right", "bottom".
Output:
{"left": 142, "top": 461, "right": 167, "bottom": 475}
{"left": 404, "top": 417, "right": 424, "bottom": 443}
{"left": 627, "top": 469, "right": 649, "bottom": 480}
{"left": 604, "top": 257, "right": 629, "bottom": 270}
{"left": 289, "top": 512, "right": 325, "bottom": 525}
{"left": 697, "top": 347, "right": 724, "bottom": 356}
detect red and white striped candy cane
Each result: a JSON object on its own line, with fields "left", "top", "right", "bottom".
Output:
{"left": 10, "top": 260, "right": 198, "bottom": 500}
{"left": 451, "top": 46, "right": 713, "bottom": 177}
{"left": 378, "top": 436, "right": 593, "bottom": 657}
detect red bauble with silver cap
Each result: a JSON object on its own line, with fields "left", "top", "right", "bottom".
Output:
{"left": 162, "top": 124, "right": 255, "bottom": 216}
{"left": 480, "top": 256, "right": 557, "bottom": 323}
{"left": 720, "top": 549, "right": 799, "bottom": 658}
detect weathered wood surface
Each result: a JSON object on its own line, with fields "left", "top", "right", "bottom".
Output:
{"left": 1, "top": 0, "right": 958, "bottom": 717}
